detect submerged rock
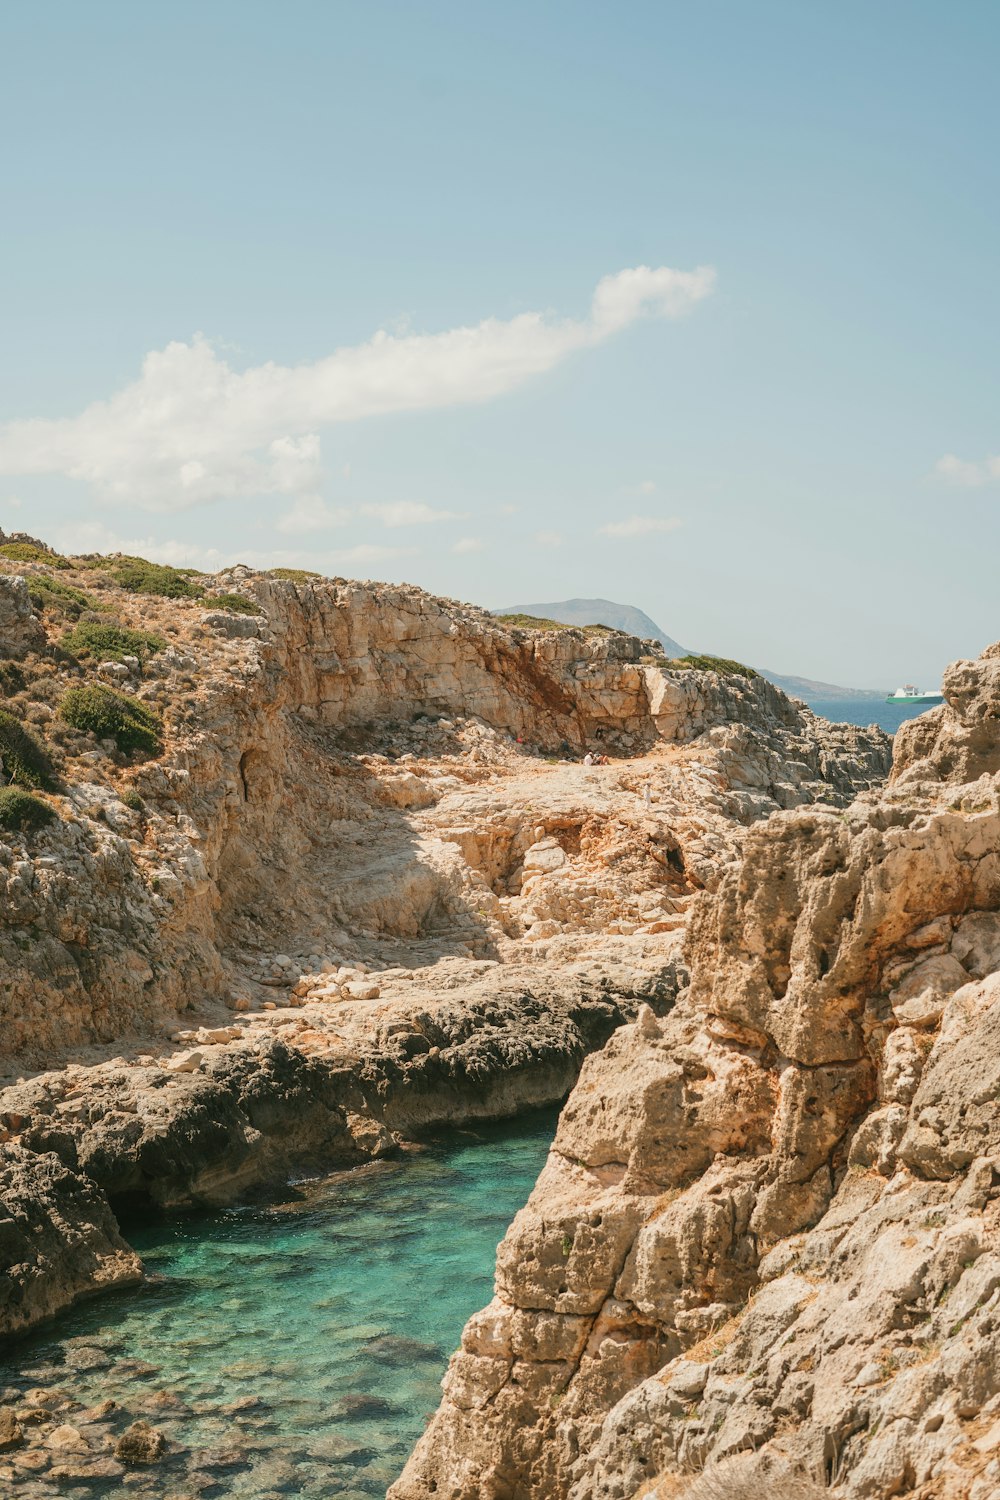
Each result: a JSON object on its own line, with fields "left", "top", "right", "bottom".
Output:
{"left": 114, "top": 1418, "right": 167, "bottom": 1464}
{"left": 0, "top": 1408, "right": 23, "bottom": 1451}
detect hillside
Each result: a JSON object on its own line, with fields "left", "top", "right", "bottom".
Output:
{"left": 496, "top": 597, "right": 886, "bottom": 701}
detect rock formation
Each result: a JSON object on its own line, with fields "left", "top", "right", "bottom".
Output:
{"left": 0, "top": 543, "right": 909, "bottom": 1497}
{"left": 391, "top": 640, "right": 1000, "bottom": 1500}
{"left": 0, "top": 559, "right": 887, "bottom": 1072}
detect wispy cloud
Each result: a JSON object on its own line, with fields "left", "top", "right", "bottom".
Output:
{"left": 534, "top": 530, "right": 564, "bottom": 547}
{"left": 46, "top": 519, "right": 232, "bottom": 571}
{"left": 934, "top": 453, "right": 1000, "bottom": 487}
{"left": 361, "top": 501, "right": 462, "bottom": 527}
{"left": 275, "top": 496, "right": 351, "bottom": 533}
{"left": 0, "top": 264, "right": 714, "bottom": 512}
{"left": 597, "top": 515, "right": 683, "bottom": 538}
{"left": 637, "top": 479, "right": 657, "bottom": 495}
{"left": 42, "top": 518, "right": 409, "bottom": 576}
{"left": 451, "top": 536, "right": 484, "bottom": 554}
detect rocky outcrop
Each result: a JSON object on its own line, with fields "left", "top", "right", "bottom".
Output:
{"left": 0, "top": 552, "right": 893, "bottom": 1404}
{"left": 0, "top": 563, "right": 888, "bottom": 1071}
{"left": 0, "top": 956, "right": 680, "bottom": 1335}
{"left": 0, "top": 1144, "right": 140, "bottom": 1336}
{"left": 391, "top": 642, "right": 1000, "bottom": 1500}
{"left": 0, "top": 576, "right": 45, "bottom": 660}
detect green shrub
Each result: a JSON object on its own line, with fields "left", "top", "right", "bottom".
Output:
{"left": 62, "top": 621, "right": 166, "bottom": 663}
{"left": 0, "top": 787, "right": 55, "bottom": 832}
{"left": 28, "top": 574, "right": 103, "bottom": 620}
{"left": 121, "top": 787, "right": 145, "bottom": 812}
{"left": 667, "top": 654, "right": 759, "bottom": 679}
{"left": 107, "top": 556, "right": 205, "bottom": 599}
{"left": 495, "top": 614, "right": 614, "bottom": 635}
{"left": 59, "top": 685, "right": 161, "bottom": 755}
{"left": 209, "top": 592, "right": 263, "bottom": 616}
{"left": 268, "top": 567, "right": 322, "bottom": 582}
{"left": 0, "top": 662, "right": 26, "bottom": 695}
{"left": 0, "top": 542, "right": 70, "bottom": 569}
{"left": 0, "top": 709, "right": 57, "bottom": 789}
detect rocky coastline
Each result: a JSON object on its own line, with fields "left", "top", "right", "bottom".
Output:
{"left": 0, "top": 545, "right": 900, "bottom": 1495}
{"left": 392, "top": 644, "right": 1000, "bottom": 1500}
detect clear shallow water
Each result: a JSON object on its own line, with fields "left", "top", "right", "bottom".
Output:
{"left": 802, "top": 695, "right": 937, "bottom": 735}
{"left": 1, "top": 1109, "right": 557, "bottom": 1498}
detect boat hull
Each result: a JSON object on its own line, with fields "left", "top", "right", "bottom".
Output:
{"left": 885, "top": 694, "right": 944, "bottom": 705}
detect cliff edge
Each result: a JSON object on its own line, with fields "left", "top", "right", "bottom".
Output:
{"left": 391, "top": 639, "right": 1000, "bottom": 1500}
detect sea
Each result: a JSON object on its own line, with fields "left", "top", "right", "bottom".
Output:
{"left": 800, "top": 697, "right": 937, "bottom": 736}
{"left": 0, "top": 1109, "right": 558, "bottom": 1499}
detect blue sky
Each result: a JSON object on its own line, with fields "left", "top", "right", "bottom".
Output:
{"left": 1, "top": 1, "right": 997, "bottom": 688}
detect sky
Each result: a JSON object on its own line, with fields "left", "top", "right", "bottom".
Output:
{"left": 1, "top": 1, "right": 998, "bottom": 689}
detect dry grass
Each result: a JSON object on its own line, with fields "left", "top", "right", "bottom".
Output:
{"left": 635, "top": 1453, "right": 826, "bottom": 1500}
{"left": 668, "top": 1311, "right": 744, "bottom": 1370}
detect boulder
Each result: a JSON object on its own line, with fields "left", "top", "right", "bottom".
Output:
{"left": 114, "top": 1419, "right": 167, "bottom": 1464}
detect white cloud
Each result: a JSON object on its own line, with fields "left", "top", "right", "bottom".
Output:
{"left": 451, "top": 536, "right": 484, "bottom": 554}
{"left": 0, "top": 264, "right": 715, "bottom": 512}
{"left": 46, "top": 518, "right": 232, "bottom": 571}
{"left": 535, "top": 530, "right": 564, "bottom": 547}
{"left": 637, "top": 479, "right": 657, "bottom": 494}
{"left": 275, "top": 496, "right": 351, "bottom": 534}
{"left": 360, "top": 500, "right": 462, "bottom": 527}
{"left": 598, "top": 515, "right": 683, "bottom": 538}
{"left": 44, "top": 517, "right": 411, "bottom": 576}
{"left": 934, "top": 453, "right": 1000, "bottom": 487}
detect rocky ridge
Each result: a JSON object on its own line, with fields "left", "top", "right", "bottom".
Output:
{"left": 390, "top": 644, "right": 1000, "bottom": 1500}
{"left": 0, "top": 553, "right": 887, "bottom": 1071}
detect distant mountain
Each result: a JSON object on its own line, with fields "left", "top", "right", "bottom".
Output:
{"left": 759, "top": 671, "right": 884, "bottom": 702}
{"left": 495, "top": 598, "right": 885, "bottom": 702}
{"left": 495, "top": 598, "right": 690, "bottom": 659}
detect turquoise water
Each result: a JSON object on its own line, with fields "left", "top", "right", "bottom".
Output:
{"left": 1, "top": 1109, "right": 557, "bottom": 1498}
{"left": 802, "top": 695, "right": 936, "bottom": 735}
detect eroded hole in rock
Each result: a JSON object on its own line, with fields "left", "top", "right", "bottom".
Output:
{"left": 108, "top": 1188, "right": 165, "bottom": 1231}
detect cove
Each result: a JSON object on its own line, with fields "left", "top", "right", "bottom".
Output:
{"left": 0, "top": 1107, "right": 558, "bottom": 1499}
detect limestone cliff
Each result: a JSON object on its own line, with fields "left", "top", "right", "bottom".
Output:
{"left": 0, "top": 557, "right": 887, "bottom": 1071}
{"left": 391, "top": 642, "right": 1000, "bottom": 1500}
{"left": 0, "top": 546, "right": 888, "bottom": 1352}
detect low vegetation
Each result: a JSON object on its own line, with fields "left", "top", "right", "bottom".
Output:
{"left": 495, "top": 613, "right": 615, "bottom": 635}
{"left": 269, "top": 567, "right": 322, "bottom": 582}
{"left": 59, "top": 685, "right": 161, "bottom": 755}
{"left": 28, "top": 574, "right": 103, "bottom": 620}
{"left": 0, "top": 786, "right": 56, "bottom": 833}
{"left": 62, "top": 621, "right": 166, "bottom": 664}
{"left": 208, "top": 592, "right": 263, "bottom": 615}
{"left": 666, "top": 653, "right": 759, "bottom": 679}
{"left": 0, "top": 709, "right": 58, "bottom": 790}
{"left": 0, "top": 662, "right": 26, "bottom": 695}
{"left": 105, "top": 556, "right": 206, "bottom": 600}
{"left": 0, "top": 541, "right": 70, "bottom": 569}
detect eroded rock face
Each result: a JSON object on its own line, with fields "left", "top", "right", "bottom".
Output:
{"left": 0, "top": 557, "right": 900, "bottom": 1481}
{"left": 0, "top": 571, "right": 888, "bottom": 1070}
{"left": 392, "top": 641, "right": 1000, "bottom": 1500}
{"left": 0, "top": 1144, "right": 141, "bottom": 1335}
{"left": 0, "top": 958, "right": 680, "bottom": 1335}
{"left": 0, "top": 575, "right": 45, "bottom": 660}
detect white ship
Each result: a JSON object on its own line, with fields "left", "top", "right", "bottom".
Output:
{"left": 886, "top": 683, "right": 944, "bottom": 705}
